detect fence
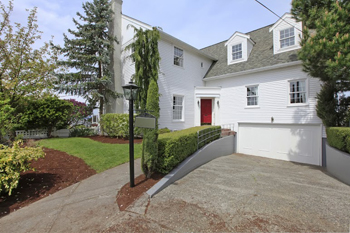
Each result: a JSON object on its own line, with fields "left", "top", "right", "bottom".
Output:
{"left": 197, "top": 126, "right": 222, "bottom": 150}
{"left": 6, "top": 129, "right": 70, "bottom": 139}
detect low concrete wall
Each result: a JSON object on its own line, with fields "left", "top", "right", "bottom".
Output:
{"left": 326, "top": 143, "right": 350, "bottom": 186}
{"left": 147, "top": 135, "right": 235, "bottom": 197}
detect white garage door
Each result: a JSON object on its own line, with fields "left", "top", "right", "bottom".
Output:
{"left": 238, "top": 123, "right": 322, "bottom": 166}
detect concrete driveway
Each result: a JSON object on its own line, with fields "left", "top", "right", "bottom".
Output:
{"left": 1, "top": 154, "right": 350, "bottom": 232}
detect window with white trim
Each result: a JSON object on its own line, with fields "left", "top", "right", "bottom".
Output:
{"left": 232, "top": 43, "right": 242, "bottom": 60}
{"left": 173, "top": 95, "right": 184, "bottom": 120}
{"left": 289, "top": 80, "right": 307, "bottom": 104}
{"left": 174, "top": 47, "right": 183, "bottom": 67}
{"left": 280, "top": 27, "right": 295, "bottom": 48}
{"left": 247, "top": 85, "right": 258, "bottom": 106}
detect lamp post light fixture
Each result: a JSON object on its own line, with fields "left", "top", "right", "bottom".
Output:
{"left": 122, "top": 81, "right": 139, "bottom": 187}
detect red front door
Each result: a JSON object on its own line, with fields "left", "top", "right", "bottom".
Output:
{"left": 201, "top": 99, "right": 212, "bottom": 125}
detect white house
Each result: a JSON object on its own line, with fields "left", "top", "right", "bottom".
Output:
{"left": 108, "top": 0, "right": 325, "bottom": 167}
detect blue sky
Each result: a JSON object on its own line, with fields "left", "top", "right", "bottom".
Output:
{"left": 10, "top": 0, "right": 293, "bottom": 49}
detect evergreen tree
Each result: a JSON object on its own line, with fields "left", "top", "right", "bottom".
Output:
{"left": 53, "top": 0, "right": 120, "bottom": 118}
{"left": 291, "top": 0, "right": 350, "bottom": 126}
{"left": 141, "top": 79, "right": 160, "bottom": 178}
{"left": 126, "top": 27, "right": 160, "bottom": 110}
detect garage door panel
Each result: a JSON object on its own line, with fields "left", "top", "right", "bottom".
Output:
{"left": 238, "top": 123, "right": 321, "bottom": 166}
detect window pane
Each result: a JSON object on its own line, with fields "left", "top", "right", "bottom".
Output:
{"left": 247, "top": 86, "right": 258, "bottom": 106}
{"left": 173, "top": 96, "right": 183, "bottom": 120}
{"left": 232, "top": 44, "right": 242, "bottom": 60}
{"left": 290, "top": 80, "right": 306, "bottom": 104}
{"left": 280, "top": 27, "right": 295, "bottom": 48}
{"left": 174, "top": 47, "right": 183, "bottom": 67}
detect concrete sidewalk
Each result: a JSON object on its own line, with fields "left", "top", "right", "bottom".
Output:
{"left": 1, "top": 154, "right": 350, "bottom": 232}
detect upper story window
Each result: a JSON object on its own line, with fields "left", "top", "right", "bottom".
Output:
{"left": 280, "top": 27, "right": 295, "bottom": 48}
{"left": 232, "top": 44, "right": 242, "bottom": 60}
{"left": 289, "top": 80, "right": 307, "bottom": 104}
{"left": 270, "top": 13, "right": 302, "bottom": 54}
{"left": 173, "top": 95, "right": 184, "bottom": 120}
{"left": 247, "top": 85, "right": 258, "bottom": 106}
{"left": 174, "top": 46, "right": 183, "bottom": 67}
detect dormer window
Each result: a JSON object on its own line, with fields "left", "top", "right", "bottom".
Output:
{"left": 232, "top": 44, "right": 242, "bottom": 60}
{"left": 225, "top": 32, "right": 254, "bottom": 65}
{"left": 270, "top": 13, "right": 302, "bottom": 54}
{"left": 280, "top": 27, "right": 295, "bottom": 48}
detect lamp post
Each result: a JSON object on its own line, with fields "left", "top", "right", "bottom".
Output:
{"left": 122, "top": 81, "right": 139, "bottom": 187}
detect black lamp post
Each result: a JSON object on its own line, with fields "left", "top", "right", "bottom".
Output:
{"left": 122, "top": 81, "right": 139, "bottom": 187}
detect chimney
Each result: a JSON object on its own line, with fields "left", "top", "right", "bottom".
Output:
{"left": 106, "top": 0, "right": 123, "bottom": 114}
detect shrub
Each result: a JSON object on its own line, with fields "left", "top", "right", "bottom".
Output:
{"left": 100, "top": 113, "right": 141, "bottom": 138}
{"left": 156, "top": 126, "right": 221, "bottom": 174}
{"left": 0, "top": 140, "right": 45, "bottom": 196}
{"left": 70, "top": 125, "right": 95, "bottom": 137}
{"left": 326, "top": 127, "right": 350, "bottom": 153}
{"left": 141, "top": 79, "right": 160, "bottom": 178}
{"left": 158, "top": 128, "right": 171, "bottom": 134}
{"left": 20, "top": 97, "right": 73, "bottom": 137}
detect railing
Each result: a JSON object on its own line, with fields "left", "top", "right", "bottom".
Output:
{"left": 197, "top": 126, "right": 222, "bottom": 150}
{"left": 221, "top": 123, "right": 234, "bottom": 132}
{"left": 6, "top": 129, "right": 70, "bottom": 139}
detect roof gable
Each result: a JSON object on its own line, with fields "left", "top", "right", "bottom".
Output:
{"left": 225, "top": 32, "right": 255, "bottom": 47}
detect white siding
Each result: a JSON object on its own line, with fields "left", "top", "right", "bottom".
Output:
{"left": 120, "top": 18, "right": 213, "bottom": 131}
{"left": 157, "top": 39, "right": 212, "bottom": 131}
{"left": 205, "top": 65, "right": 323, "bottom": 132}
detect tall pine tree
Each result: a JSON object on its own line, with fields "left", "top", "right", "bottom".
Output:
{"left": 53, "top": 0, "right": 120, "bottom": 117}
{"left": 292, "top": 0, "right": 350, "bottom": 126}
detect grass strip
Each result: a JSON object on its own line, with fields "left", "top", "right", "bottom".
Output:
{"left": 39, "top": 138, "right": 141, "bottom": 173}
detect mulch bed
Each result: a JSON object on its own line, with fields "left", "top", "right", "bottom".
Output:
{"left": 0, "top": 136, "right": 159, "bottom": 218}
{"left": 117, "top": 173, "right": 164, "bottom": 211}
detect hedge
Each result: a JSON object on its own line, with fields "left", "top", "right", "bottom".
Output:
{"left": 100, "top": 113, "right": 141, "bottom": 138}
{"left": 326, "top": 127, "right": 350, "bottom": 153}
{"left": 156, "top": 125, "right": 221, "bottom": 174}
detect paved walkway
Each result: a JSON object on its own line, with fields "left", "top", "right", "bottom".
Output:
{"left": 1, "top": 154, "right": 350, "bottom": 232}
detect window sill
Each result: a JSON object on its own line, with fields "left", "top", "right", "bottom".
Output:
{"left": 245, "top": 106, "right": 260, "bottom": 109}
{"left": 287, "top": 103, "right": 309, "bottom": 107}
{"left": 228, "top": 58, "right": 246, "bottom": 65}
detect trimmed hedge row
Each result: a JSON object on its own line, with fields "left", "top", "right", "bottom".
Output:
{"left": 156, "top": 126, "right": 221, "bottom": 174}
{"left": 100, "top": 113, "right": 141, "bottom": 138}
{"left": 326, "top": 127, "right": 350, "bottom": 153}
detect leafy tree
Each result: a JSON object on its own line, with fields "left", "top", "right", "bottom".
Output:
{"left": 141, "top": 79, "right": 160, "bottom": 178}
{"left": 66, "top": 99, "right": 92, "bottom": 127}
{"left": 0, "top": 95, "right": 15, "bottom": 144}
{"left": 291, "top": 0, "right": 350, "bottom": 126}
{"left": 0, "top": 1, "right": 59, "bottom": 138}
{"left": 0, "top": 1, "right": 58, "bottom": 106}
{"left": 126, "top": 27, "right": 160, "bottom": 110}
{"left": 53, "top": 0, "right": 120, "bottom": 118}
{"left": 20, "top": 97, "right": 73, "bottom": 137}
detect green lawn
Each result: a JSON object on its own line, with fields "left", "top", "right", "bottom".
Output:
{"left": 38, "top": 138, "right": 142, "bottom": 173}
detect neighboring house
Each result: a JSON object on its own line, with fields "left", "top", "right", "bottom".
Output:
{"left": 108, "top": 0, "right": 324, "bottom": 167}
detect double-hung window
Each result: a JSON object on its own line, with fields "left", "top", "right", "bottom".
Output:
{"left": 280, "top": 27, "right": 295, "bottom": 48}
{"left": 174, "top": 47, "right": 183, "bottom": 67}
{"left": 289, "top": 80, "right": 307, "bottom": 104}
{"left": 173, "top": 95, "right": 184, "bottom": 120}
{"left": 247, "top": 85, "right": 258, "bottom": 106}
{"left": 232, "top": 43, "right": 242, "bottom": 60}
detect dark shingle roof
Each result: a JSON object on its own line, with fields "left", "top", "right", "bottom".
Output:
{"left": 201, "top": 24, "right": 299, "bottom": 79}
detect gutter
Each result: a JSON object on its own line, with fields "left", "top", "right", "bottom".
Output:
{"left": 204, "top": 61, "right": 302, "bottom": 81}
